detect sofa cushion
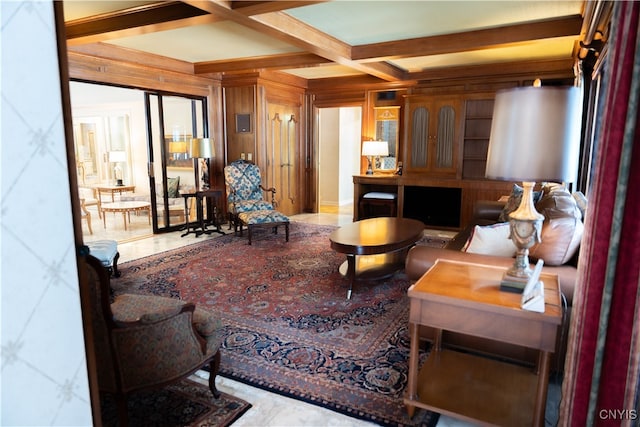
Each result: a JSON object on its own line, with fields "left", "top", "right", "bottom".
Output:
{"left": 498, "top": 183, "right": 543, "bottom": 222}
{"left": 405, "top": 245, "right": 578, "bottom": 305}
{"left": 462, "top": 223, "right": 516, "bottom": 257}
{"left": 529, "top": 185, "right": 584, "bottom": 266}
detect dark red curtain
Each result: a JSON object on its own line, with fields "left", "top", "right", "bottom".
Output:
{"left": 561, "top": 2, "right": 640, "bottom": 426}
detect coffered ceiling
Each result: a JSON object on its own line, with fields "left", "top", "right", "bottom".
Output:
{"left": 63, "top": 0, "right": 587, "bottom": 83}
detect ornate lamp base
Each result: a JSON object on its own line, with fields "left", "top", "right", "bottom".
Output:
{"left": 500, "top": 182, "right": 544, "bottom": 293}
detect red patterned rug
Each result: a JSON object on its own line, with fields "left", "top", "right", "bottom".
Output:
{"left": 115, "top": 222, "right": 448, "bottom": 426}
{"left": 101, "top": 377, "right": 251, "bottom": 426}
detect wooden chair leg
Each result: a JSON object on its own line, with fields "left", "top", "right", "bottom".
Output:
{"left": 86, "top": 213, "right": 93, "bottom": 234}
{"left": 115, "top": 393, "right": 128, "bottom": 427}
{"left": 111, "top": 252, "right": 121, "bottom": 278}
{"left": 209, "top": 351, "right": 221, "bottom": 398}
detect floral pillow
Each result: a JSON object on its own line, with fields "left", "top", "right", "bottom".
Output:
{"left": 167, "top": 176, "right": 180, "bottom": 198}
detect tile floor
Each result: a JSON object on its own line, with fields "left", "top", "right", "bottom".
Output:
{"left": 104, "top": 206, "right": 560, "bottom": 427}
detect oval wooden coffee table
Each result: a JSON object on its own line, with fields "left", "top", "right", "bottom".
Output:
{"left": 330, "top": 217, "right": 425, "bottom": 299}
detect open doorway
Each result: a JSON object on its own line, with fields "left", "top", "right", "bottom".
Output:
{"left": 317, "top": 107, "right": 361, "bottom": 217}
{"left": 70, "top": 81, "right": 209, "bottom": 242}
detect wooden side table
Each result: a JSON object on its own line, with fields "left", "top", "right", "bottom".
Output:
{"left": 94, "top": 185, "right": 135, "bottom": 204}
{"left": 404, "top": 259, "right": 562, "bottom": 427}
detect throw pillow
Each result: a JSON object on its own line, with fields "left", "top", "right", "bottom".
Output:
{"left": 529, "top": 185, "right": 584, "bottom": 265}
{"left": 572, "top": 191, "right": 588, "bottom": 220}
{"left": 167, "top": 176, "right": 180, "bottom": 198}
{"left": 498, "top": 184, "right": 543, "bottom": 222}
{"left": 462, "top": 223, "right": 516, "bottom": 257}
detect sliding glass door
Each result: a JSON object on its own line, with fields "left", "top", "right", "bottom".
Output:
{"left": 145, "top": 93, "right": 208, "bottom": 232}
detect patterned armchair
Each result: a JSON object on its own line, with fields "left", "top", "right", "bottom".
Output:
{"left": 224, "top": 159, "right": 289, "bottom": 244}
{"left": 224, "top": 159, "right": 276, "bottom": 230}
{"left": 84, "top": 254, "right": 222, "bottom": 425}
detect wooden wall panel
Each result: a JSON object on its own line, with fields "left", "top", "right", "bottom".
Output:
{"left": 223, "top": 85, "right": 256, "bottom": 163}
{"left": 68, "top": 51, "right": 216, "bottom": 96}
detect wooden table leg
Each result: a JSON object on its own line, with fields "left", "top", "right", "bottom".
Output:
{"left": 346, "top": 254, "right": 356, "bottom": 299}
{"left": 405, "top": 321, "right": 420, "bottom": 418}
{"left": 533, "top": 351, "right": 551, "bottom": 427}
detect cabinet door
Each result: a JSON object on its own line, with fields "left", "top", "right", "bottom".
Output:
{"left": 406, "top": 98, "right": 460, "bottom": 176}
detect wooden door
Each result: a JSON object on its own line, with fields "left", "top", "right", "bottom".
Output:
{"left": 265, "top": 102, "right": 299, "bottom": 216}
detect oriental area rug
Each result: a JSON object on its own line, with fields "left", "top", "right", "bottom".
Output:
{"left": 115, "top": 222, "right": 450, "bottom": 427}
{"left": 100, "top": 377, "right": 251, "bottom": 426}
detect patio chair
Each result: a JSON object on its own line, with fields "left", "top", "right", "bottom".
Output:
{"left": 84, "top": 254, "right": 222, "bottom": 426}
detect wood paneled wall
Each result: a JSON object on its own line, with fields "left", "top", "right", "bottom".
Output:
{"left": 67, "top": 43, "right": 576, "bottom": 222}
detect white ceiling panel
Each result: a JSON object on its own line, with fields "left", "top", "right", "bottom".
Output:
{"left": 105, "top": 21, "right": 303, "bottom": 63}
{"left": 286, "top": 1, "right": 583, "bottom": 45}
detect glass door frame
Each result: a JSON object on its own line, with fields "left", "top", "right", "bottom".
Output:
{"left": 144, "top": 91, "right": 209, "bottom": 233}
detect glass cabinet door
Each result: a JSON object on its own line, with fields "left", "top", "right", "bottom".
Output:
{"left": 406, "top": 98, "right": 460, "bottom": 176}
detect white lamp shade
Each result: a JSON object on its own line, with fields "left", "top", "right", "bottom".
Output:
{"left": 485, "top": 86, "right": 582, "bottom": 183}
{"left": 189, "top": 138, "right": 214, "bottom": 158}
{"left": 108, "top": 151, "right": 127, "bottom": 163}
{"left": 362, "top": 140, "right": 389, "bottom": 157}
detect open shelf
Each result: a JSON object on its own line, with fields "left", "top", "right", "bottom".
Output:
{"left": 405, "top": 348, "right": 538, "bottom": 426}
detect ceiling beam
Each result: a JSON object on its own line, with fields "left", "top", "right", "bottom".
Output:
{"left": 194, "top": 52, "right": 330, "bottom": 73}
{"left": 352, "top": 15, "right": 584, "bottom": 61}
{"left": 65, "top": 2, "right": 216, "bottom": 45}
{"left": 408, "top": 58, "right": 576, "bottom": 81}
{"left": 230, "top": 1, "right": 327, "bottom": 15}
{"left": 184, "top": 0, "right": 404, "bottom": 81}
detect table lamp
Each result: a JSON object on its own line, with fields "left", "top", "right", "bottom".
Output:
{"left": 108, "top": 150, "right": 127, "bottom": 186}
{"left": 362, "top": 140, "right": 389, "bottom": 175}
{"left": 189, "top": 138, "right": 214, "bottom": 191}
{"left": 485, "top": 81, "right": 582, "bottom": 292}
{"left": 169, "top": 140, "right": 188, "bottom": 160}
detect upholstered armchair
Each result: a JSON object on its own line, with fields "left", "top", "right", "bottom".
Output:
{"left": 84, "top": 254, "right": 222, "bottom": 425}
{"left": 224, "top": 159, "right": 276, "bottom": 230}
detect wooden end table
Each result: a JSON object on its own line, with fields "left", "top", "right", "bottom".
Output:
{"left": 404, "top": 259, "right": 562, "bottom": 426}
{"left": 329, "top": 217, "right": 424, "bottom": 299}
{"left": 94, "top": 185, "right": 135, "bottom": 204}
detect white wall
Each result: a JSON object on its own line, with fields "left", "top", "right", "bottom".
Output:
{"left": 318, "top": 107, "right": 361, "bottom": 208}
{"left": 70, "top": 82, "right": 151, "bottom": 192}
{"left": 2, "top": 1, "right": 93, "bottom": 425}
{"left": 339, "top": 108, "right": 362, "bottom": 206}
{"left": 318, "top": 108, "right": 340, "bottom": 206}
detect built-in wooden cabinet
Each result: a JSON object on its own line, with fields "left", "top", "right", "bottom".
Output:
{"left": 462, "top": 98, "right": 494, "bottom": 179}
{"left": 405, "top": 96, "right": 462, "bottom": 177}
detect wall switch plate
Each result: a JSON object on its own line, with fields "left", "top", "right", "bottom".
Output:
{"left": 247, "top": 153, "right": 252, "bottom": 161}
{"left": 241, "top": 152, "right": 245, "bottom": 160}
